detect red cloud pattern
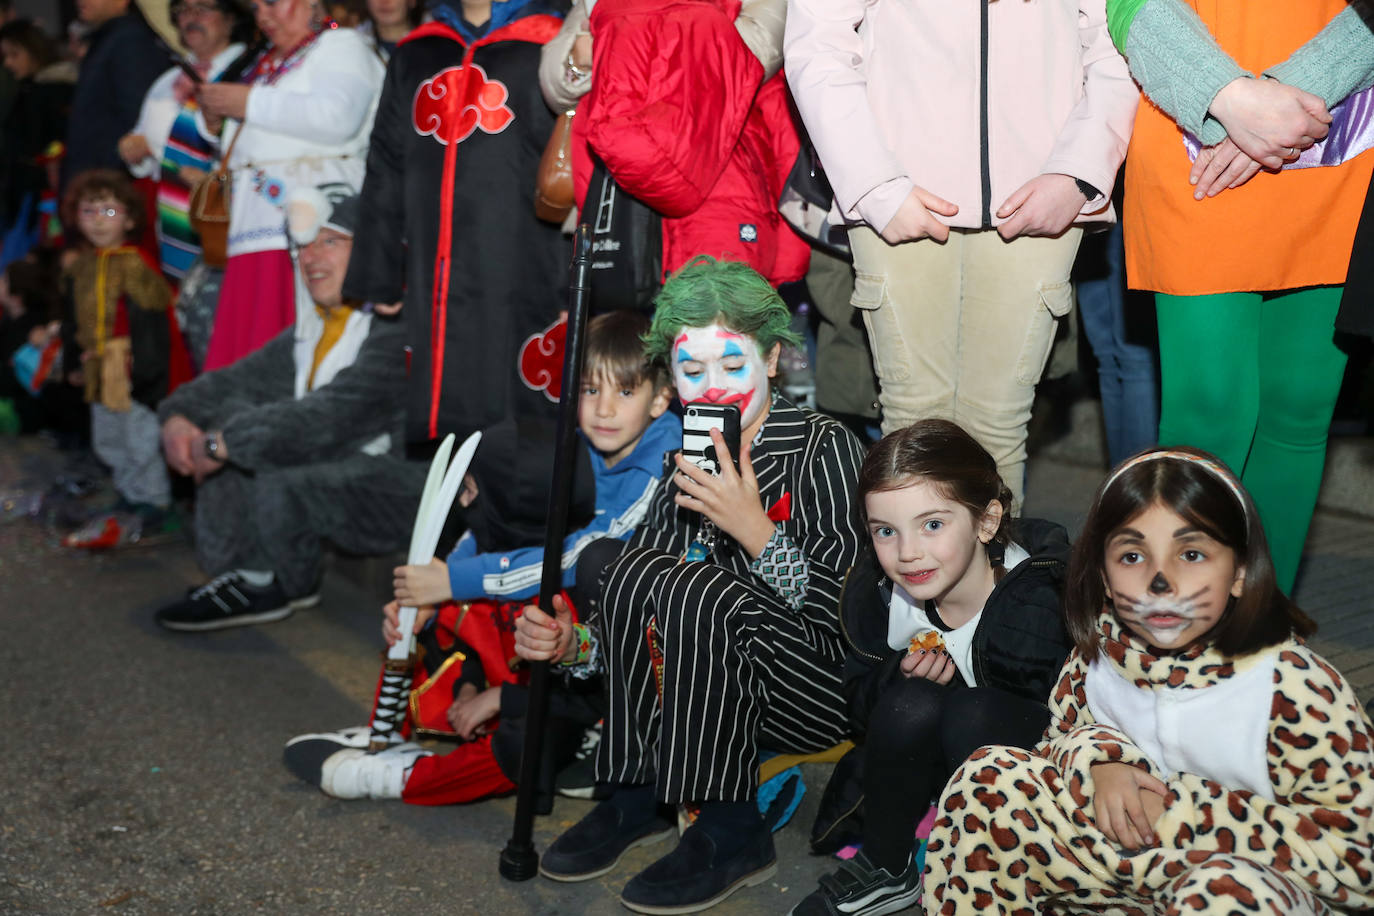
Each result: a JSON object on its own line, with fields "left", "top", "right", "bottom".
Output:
{"left": 412, "top": 64, "right": 514, "bottom": 146}
{"left": 519, "top": 317, "right": 567, "bottom": 403}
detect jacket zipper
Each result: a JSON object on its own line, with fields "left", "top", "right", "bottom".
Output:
{"left": 837, "top": 566, "right": 884, "bottom": 663}
{"left": 971, "top": 556, "right": 1061, "bottom": 687}
{"left": 979, "top": 0, "right": 992, "bottom": 229}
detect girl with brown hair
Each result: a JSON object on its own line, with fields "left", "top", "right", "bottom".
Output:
{"left": 792, "top": 419, "right": 1073, "bottom": 916}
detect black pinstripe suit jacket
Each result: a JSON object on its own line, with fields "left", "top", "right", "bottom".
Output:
{"left": 625, "top": 395, "right": 868, "bottom": 639}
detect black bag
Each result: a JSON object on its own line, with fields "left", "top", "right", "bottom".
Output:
{"left": 809, "top": 743, "right": 865, "bottom": 854}
{"left": 778, "top": 134, "right": 851, "bottom": 260}
{"left": 584, "top": 155, "right": 663, "bottom": 313}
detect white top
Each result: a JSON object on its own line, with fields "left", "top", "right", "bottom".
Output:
{"left": 199, "top": 27, "right": 384, "bottom": 257}
{"left": 885, "top": 541, "right": 1030, "bottom": 688}
{"left": 1085, "top": 646, "right": 1277, "bottom": 800}
{"left": 126, "top": 43, "right": 246, "bottom": 179}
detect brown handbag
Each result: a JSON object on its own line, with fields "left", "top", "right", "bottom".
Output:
{"left": 189, "top": 123, "right": 243, "bottom": 268}
{"left": 534, "top": 109, "right": 576, "bottom": 224}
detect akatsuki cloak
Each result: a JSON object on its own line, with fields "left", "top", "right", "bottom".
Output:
{"left": 343, "top": 0, "right": 569, "bottom": 443}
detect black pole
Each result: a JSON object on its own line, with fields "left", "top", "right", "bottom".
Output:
{"left": 499, "top": 225, "right": 594, "bottom": 881}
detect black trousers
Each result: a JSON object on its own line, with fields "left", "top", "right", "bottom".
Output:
{"left": 594, "top": 546, "right": 849, "bottom": 804}
{"left": 863, "top": 678, "right": 1051, "bottom": 873}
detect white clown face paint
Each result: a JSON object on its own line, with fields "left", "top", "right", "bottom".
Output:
{"left": 671, "top": 324, "right": 775, "bottom": 431}
{"left": 1102, "top": 502, "right": 1245, "bottom": 651}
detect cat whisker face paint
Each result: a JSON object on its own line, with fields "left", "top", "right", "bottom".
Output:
{"left": 1111, "top": 587, "right": 1219, "bottom": 650}
{"left": 1103, "top": 502, "right": 1245, "bottom": 652}
{"left": 672, "top": 324, "right": 775, "bottom": 431}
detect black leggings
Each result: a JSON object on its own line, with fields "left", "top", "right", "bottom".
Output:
{"left": 863, "top": 678, "right": 1050, "bottom": 873}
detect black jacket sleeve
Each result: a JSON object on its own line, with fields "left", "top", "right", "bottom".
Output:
{"left": 841, "top": 649, "right": 904, "bottom": 740}
{"left": 129, "top": 299, "right": 169, "bottom": 408}
{"left": 343, "top": 58, "right": 408, "bottom": 304}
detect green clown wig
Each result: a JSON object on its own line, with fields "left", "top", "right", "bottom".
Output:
{"left": 643, "top": 256, "right": 800, "bottom": 366}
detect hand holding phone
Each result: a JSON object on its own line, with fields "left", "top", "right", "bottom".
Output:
{"left": 682, "top": 403, "right": 741, "bottom": 476}
{"left": 674, "top": 404, "right": 776, "bottom": 557}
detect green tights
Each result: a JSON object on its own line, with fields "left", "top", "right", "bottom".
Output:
{"left": 1155, "top": 287, "right": 1347, "bottom": 594}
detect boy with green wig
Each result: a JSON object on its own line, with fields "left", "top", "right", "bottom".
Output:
{"left": 515, "top": 256, "right": 867, "bottom": 912}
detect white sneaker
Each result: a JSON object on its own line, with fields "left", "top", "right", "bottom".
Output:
{"left": 319, "top": 745, "right": 432, "bottom": 800}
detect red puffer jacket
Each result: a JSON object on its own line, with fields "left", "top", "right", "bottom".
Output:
{"left": 570, "top": 0, "right": 810, "bottom": 287}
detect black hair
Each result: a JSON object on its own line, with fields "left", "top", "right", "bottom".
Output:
{"left": 0, "top": 19, "right": 60, "bottom": 71}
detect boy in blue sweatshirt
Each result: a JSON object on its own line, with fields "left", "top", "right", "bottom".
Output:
{"left": 284, "top": 310, "right": 681, "bottom": 804}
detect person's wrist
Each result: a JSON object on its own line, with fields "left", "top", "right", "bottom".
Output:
{"left": 203, "top": 431, "right": 225, "bottom": 463}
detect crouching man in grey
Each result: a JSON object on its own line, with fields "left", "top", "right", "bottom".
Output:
{"left": 152, "top": 180, "right": 425, "bottom": 631}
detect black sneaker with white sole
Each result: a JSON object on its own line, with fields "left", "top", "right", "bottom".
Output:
{"left": 789, "top": 848, "right": 922, "bottom": 916}
{"left": 154, "top": 572, "right": 299, "bottom": 631}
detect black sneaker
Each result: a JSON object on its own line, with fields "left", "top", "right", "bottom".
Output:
{"left": 789, "top": 848, "right": 922, "bottom": 916}
{"left": 620, "top": 814, "right": 777, "bottom": 914}
{"left": 154, "top": 572, "right": 295, "bottom": 631}
{"left": 556, "top": 720, "right": 609, "bottom": 799}
{"left": 538, "top": 786, "right": 675, "bottom": 882}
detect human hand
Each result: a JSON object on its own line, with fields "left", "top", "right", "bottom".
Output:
{"left": 198, "top": 83, "right": 251, "bottom": 121}
{"left": 373, "top": 301, "right": 403, "bottom": 316}
{"left": 447, "top": 684, "right": 501, "bottom": 739}
{"left": 1091, "top": 762, "right": 1169, "bottom": 850}
{"left": 899, "top": 647, "right": 957, "bottom": 684}
{"left": 880, "top": 186, "right": 959, "bottom": 244}
{"left": 996, "top": 174, "right": 1087, "bottom": 240}
{"left": 1189, "top": 137, "right": 1265, "bottom": 199}
{"left": 179, "top": 164, "right": 208, "bottom": 186}
{"left": 1209, "top": 77, "right": 1331, "bottom": 169}
{"left": 570, "top": 31, "right": 592, "bottom": 69}
{"left": 160, "top": 413, "right": 204, "bottom": 476}
{"left": 393, "top": 557, "right": 452, "bottom": 608}
{"left": 513, "top": 593, "right": 575, "bottom": 663}
{"left": 381, "top": 599, "right": 437, "bottom": 647}
{"left": 673, "top": 429, "right": 775, "bottom": 557}
{"left": 117, "top": 133, "right": 153, "bottom": 165}
{"left": 457, "top": 473, "right": 478, "bottom": 508}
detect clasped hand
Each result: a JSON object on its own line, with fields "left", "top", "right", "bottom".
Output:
{"left": 673, "top": 427, "right": 775, "bottom": 558}
{"left": 1090, "top": 762, "right": 1169, "bottom": 851}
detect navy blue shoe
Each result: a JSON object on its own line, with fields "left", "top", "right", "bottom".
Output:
{"left": 619, "top": 814, "right": 777, "bottom": 914}
{"left": 538, "top": 787, "right": 675, "bottom": 882}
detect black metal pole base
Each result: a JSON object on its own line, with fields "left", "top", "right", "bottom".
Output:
{"left": 499, "top": 840, "right": 540, "bottom": 881}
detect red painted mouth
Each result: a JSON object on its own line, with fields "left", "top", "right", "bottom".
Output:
{"left": 690, "top": 389, "right": 755, "bottom": 414}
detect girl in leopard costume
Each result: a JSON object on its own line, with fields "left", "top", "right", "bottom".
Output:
{"left": 924, "top": 447, "right": 1374, "bottom": 914}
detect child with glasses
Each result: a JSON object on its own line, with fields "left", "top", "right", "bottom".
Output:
{"left": 60, "top": 169, "right": 178, "bottom": 548}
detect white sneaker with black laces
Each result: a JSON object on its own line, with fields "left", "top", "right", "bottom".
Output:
{"left": 318, "top": 745, "right": 433, "bottom": 800}
{"left": 790, "top": 848, "right": 922, "bottom": 916}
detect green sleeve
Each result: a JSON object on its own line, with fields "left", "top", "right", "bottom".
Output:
{"left": 1106, "top": 0, "right": 1152, "bottom": 52}
{"left": 1266, "top": 6, "right": 1374, "bottom": 106}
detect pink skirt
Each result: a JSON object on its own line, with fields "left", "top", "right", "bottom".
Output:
{"left": 202, "top": 248, "right": 296, "bottom": 371}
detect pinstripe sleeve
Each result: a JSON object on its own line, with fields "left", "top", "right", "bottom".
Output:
{"left": 790, "top": 420, "right": 866, "bottom": 629}
{"left": 624, "top": 452, "right": 692, "bottom": 556}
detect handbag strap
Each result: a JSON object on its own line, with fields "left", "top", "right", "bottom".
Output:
{"left": 214, "top": 121, "right": 245, "bottom": 178}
